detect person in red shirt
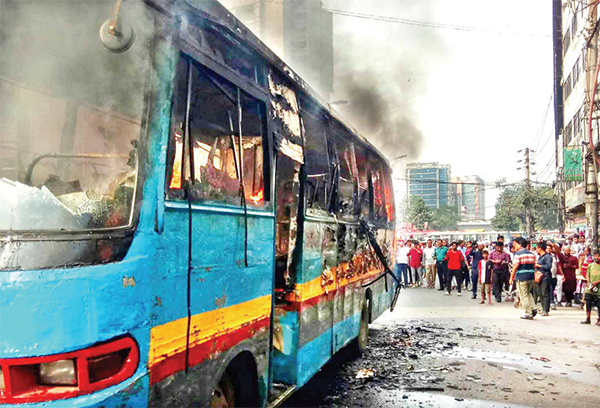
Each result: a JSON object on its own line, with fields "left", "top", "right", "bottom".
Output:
{"left": 561, "top": 246, "right": 579, "bottom": 306}
{"left": 409, "top": 240, "right": 423, "bottom": 287}
{"left": 444, "top": 242, "right": 466, "bottom": 296}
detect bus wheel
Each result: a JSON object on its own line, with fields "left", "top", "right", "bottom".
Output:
{"left": 210, "top": 372, "right": 235, "bottom": 408}
{"left": 352, "top": 302, "right": 369, "bottom": 355}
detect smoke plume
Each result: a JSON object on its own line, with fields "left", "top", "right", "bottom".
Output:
{"left": 327, "top": 0, "right": 448, "bottom": 162}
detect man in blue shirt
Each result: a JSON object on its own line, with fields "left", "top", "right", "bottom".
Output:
{"left": 434, "top": 239, "right": 448, "bottom": 291}
{"left": 535, "top": 241, "right": 553, "bottom": 316}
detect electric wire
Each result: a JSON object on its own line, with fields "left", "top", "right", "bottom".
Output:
{"left": 531, "top": 94, "right": 554, "bottom": 155}
{"left": 263, "top": 0, "right": 550, "bottom": 37}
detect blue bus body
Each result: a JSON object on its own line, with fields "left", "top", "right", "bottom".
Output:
{"left": 0, "top": 1, "right": 396, "bottom": 406}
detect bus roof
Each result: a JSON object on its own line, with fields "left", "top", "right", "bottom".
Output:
{"left": 155, "top": 0, "right": 390, "bottom": 166}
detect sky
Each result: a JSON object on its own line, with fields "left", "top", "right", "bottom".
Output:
{"left": 322, "top": 0, "right": 556, "bottom": 219}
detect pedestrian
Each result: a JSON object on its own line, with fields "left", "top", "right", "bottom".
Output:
{"left": 469, "top": 243, "right": 484, "bottom": 299}
{"left": 489, "top": 242, "right": 511, "bottom": 303}
{"left": 547, "top": 241, "right": 560, "bottom": 310}
{"left": 560, "top": 246, "right": 578, "bottom": 307}
{"left": 478, "top": 249, "right": 493, "bottom": 305}
{"left": 409, "top": 240, "right": 422, "bottom": 287}
{"left": 444, "top": 242, "right": 465, "bottom": 296}
{"left": 510, "top": 237, "right": 537, "bottom": 320}
{"left": 464, "top": 241, "right": 473, "bottom": 290}
{"left": 535, "top": 241, "right": 553, "bottom": 316}
{"left": 577, "top": 246, "right": 592, "bottom": 306}
{"left": 423, "top": 239, "right": 436, "bottom": 288}
{"left": 581, "top": 249, "right": 600, "bottom": 325}
{"left": 554, "top": 243, "right": 565, "bottom": 305}
{"left": 395, "top": 240, "right": 410, "bottom": 286}
{"left": 458, "top": 240, "right": 468, "bottom": 290}
{"left": 575, "top": 236, "right": 585, "bottom": 257}
{"left": 435, "top": 239, "right": 448, "bottom": 291}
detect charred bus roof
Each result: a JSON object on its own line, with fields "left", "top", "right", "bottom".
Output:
{"left": 153, "top": 0, "right": 390, "bottom": 166}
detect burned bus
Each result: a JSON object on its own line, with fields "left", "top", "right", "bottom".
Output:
{"left": 0, "top": 0, "right": 397, "bottom": 406}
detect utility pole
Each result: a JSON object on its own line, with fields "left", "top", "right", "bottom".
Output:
{"left": 552, "top": 0, "right": 564, "bottom": 236}
{"left": 585, "top": 3, "right": 599, "bottom": 250}
{"left": 522, "top": 148, "right": 535, "bottom": 238}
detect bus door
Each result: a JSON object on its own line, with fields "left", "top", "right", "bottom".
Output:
{"left": 159, "top": 53, "right": 273, "bottom": 404}
{"left": 328, "top": 128, "right": 361, "bottom": 353}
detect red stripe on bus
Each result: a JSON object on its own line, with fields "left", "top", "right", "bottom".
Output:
{"left": 280, "top": 274, "right": 385, "bottom": 312}
{"left": 149, "top": 316, "right": 270, "bottom": 385}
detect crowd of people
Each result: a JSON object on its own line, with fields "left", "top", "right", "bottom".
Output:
{"left": 394, "top": 235, "right": 600, "bottom": 324}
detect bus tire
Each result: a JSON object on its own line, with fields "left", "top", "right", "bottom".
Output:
{"left": 351, "top": 302, "right": 369, "bottom": 355}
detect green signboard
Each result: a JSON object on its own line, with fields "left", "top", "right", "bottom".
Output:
{"left": 564, "top": 145, "right": 583, "bottom": 182}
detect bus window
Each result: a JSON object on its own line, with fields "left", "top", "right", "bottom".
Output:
{"left": 370, "top": 156, "right": 391, "bottom": 223}
{"left": 302, "top": 102, "right": 330, "bottom": 215}
{"left": 329, "top": 122, "right": 357, "bottom": 219}
{"left": 370, "top": 158, "right": 387, "bottom": 224}
{"left": 166, "top": 58, "right": 188, "bottom": 200}
{"left": 355, "top": 145, "right": 370, "bottom": 219}
{"left": 0, "top": 0, "right": 153, "bottom": 232}
{"left": 383, "top": 168, "right": 395, "bottom": 223}
{"left": 167, "top": 59, "right": 266, "bottom": 206}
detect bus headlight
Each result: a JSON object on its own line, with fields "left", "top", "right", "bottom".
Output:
{"left": 39, "top": 359, "right": 76, "bottom": 386}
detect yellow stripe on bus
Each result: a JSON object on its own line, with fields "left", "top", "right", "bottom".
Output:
{"left": 149, "top": 295, "right": 272, "bottom": 367}
{"left": 286, "top": 264, "right": 385, "bottom": 303}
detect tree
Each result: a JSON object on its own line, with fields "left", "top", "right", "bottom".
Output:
{"left": 491, "top": 180, "right": 558, "bottom": 232}
{"left": 430, "top": 205, "right": 461, "bottom": 231}
{"left": 405, "top": 195, "right": 432, "bottom": 229}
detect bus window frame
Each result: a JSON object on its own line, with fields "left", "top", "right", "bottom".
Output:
{"left": 169, "top": 23, "right": 273, "bottom": 207}
{"left": 326, "top": 119, "right": 359, "bottom": 221}
{"left": 298, "top": 95, "right": 331, "bottom": 217}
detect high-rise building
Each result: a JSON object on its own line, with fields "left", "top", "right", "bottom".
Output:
{"left": 454, "top": 176, "right": 486, "bottom": 221}
{"left": 406, "top": 162, "right": 451, "bottom": 209}
{"left": 219, "top": 0, "right": 334, "bottom": 100}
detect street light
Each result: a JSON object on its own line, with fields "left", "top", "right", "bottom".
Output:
{"left": 391, "top": 154, "right": 407, "bottom": 161}
{"left": 330, "top": 100, "right": 348, "bottom": 105}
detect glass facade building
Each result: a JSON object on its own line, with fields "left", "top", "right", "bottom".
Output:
{"left": 406, "top": 163, "right": 451, "bottom": 209}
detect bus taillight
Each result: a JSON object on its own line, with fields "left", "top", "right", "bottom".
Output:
{"left": 0, "top": 336, "right": 139, "bottom": 404}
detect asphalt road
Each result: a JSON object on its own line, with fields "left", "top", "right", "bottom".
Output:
{"left": 284, "top": 284, "right": 600, "bottom": 408}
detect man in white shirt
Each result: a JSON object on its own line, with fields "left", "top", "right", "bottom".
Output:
{"left": 395, "top": 240, "right": 411, "bottom": 286}
{"left": 575, "top": 236, "right": 585, "bottom": 257}
{"left": 423, "top": 239, "right": 437, "bottom": 288}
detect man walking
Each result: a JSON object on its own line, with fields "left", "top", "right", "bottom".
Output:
{"left": 489, "top": 242, "right": 511, "bottom": 303}
{"left": 581, "top": 249, "right": 600, "bottom": 325}
{"left": 510, "top": 237, "right": 537, "bottom": 320}
{"left": 560, "top": 246, "right": 579, "bottom": 307}
{"left": 535, "top": 241, "right": 553, "bottom": 316}
{"left": 469, "top": 243, "right": 485, "bottom": 299}
{"left": 435, "top": 239, "right": 448, "bottom": 291}
{"left": 423, "top": 239, "right": 436, "bottom": 288}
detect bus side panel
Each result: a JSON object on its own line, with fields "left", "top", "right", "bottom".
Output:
{"left": 332, "top": 282, "right": 361, "bottom": 353}
{"left": 148, "top": 207, "right": 274, "bottom": 405}
{"left": 147, "top": 206, "right": 190, "bottom": 387}
{"left": 271, "top": 308, "right": 299, "bottom": 384}
{"left": 370, "top": 228, "right": 395, "bottom": 321}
